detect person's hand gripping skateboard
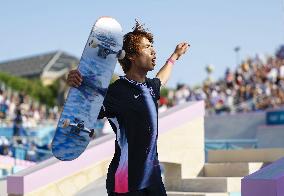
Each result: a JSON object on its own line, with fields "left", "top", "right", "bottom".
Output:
{"left": 67, "top": 70, "right": 83, "bottom": 88}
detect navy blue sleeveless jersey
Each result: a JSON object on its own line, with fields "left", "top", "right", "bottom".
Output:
{"left": 97, "top": 75, "right": 163, "bottom": 193}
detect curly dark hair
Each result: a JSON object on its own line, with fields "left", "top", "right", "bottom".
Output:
{"left": 118, "top": 19, "right": 154, "bottom": 73}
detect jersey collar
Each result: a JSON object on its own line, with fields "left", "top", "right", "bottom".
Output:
{"left": 119, "top": 75, "right": 148, "bottom": 87}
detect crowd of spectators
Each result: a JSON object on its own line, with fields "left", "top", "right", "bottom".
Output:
{"left": 0, "top": 88, "right": 59, "bottom": 127}
{"left": 158, "top": 47, "right": 284, "bottom": 115}
{"left": 0, "top": 86, "right": 58, "bottom": 161}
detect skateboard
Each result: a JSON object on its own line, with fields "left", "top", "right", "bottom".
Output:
{"left": 51, "top": 17, "right": 124, "bottom": 161}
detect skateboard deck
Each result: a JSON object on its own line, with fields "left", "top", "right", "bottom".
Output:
{"left": 51, "top": 17, "right": 124, "bottom": 161}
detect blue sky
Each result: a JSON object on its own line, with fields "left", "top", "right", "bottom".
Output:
{"left": 0, "top": 0, "right": 283, "bottom": 88}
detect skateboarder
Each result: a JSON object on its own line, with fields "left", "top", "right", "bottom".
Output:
{"left": 67, "top": 21, "right": 189, "bottom": 196}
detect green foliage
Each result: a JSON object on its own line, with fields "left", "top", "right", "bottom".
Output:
{"left": 0, "top": 72, "right": 57, "bottom": 107}
{"left": 160, "top": 87, "right": 169, "bottom": 97}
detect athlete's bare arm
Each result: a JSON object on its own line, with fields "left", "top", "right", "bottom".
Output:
{"left": 156, "top": 42, "right": 190, "bottom": 86}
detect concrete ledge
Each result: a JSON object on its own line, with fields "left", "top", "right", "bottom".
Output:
{"left": 203, "top": 162, "right": 265, "bottom": 177}
{"left": 16, "top": 158, "right": 111, "bottom": 196}
{"left": 208, "top": 148, "right": 284, "bottom": 163}
{"left": 159, "top": 101, "right": 205, "bottom": 134}
{"left": 167, "top": 177, "right": 241, "bottom": 192}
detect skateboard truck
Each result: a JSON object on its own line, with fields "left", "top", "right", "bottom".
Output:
{"left": 89, "top": 37, "right": 99, "bottom": 48}
{"left": 62, "top": 118, "right": 95, "bottom": 138}
{"left": 89, "top": 38, "right": 125, "bottom": 59}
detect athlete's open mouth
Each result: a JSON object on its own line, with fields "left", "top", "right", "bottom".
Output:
{"left": 151, "top": 56, "right": 156, "bottom": 66}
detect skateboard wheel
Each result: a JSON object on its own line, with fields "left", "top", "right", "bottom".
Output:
{"left": 89, "top": 129, "right": 95, "bottom": 138}
{"left": 89, "top": 38, "right": 99, "bottom": 48}
{"left": 105, "top": 49, "right": 110, "bottom": 55}
{"left": 117, "top": 50, "right": 125, "bottom": 60}
{"left": 62, "top": 119, "right": 70, "bottom": 128}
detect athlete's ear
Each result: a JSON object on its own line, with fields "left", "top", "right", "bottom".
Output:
{"left": 128, "top": 54, "right": 136, "bottom": 64}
